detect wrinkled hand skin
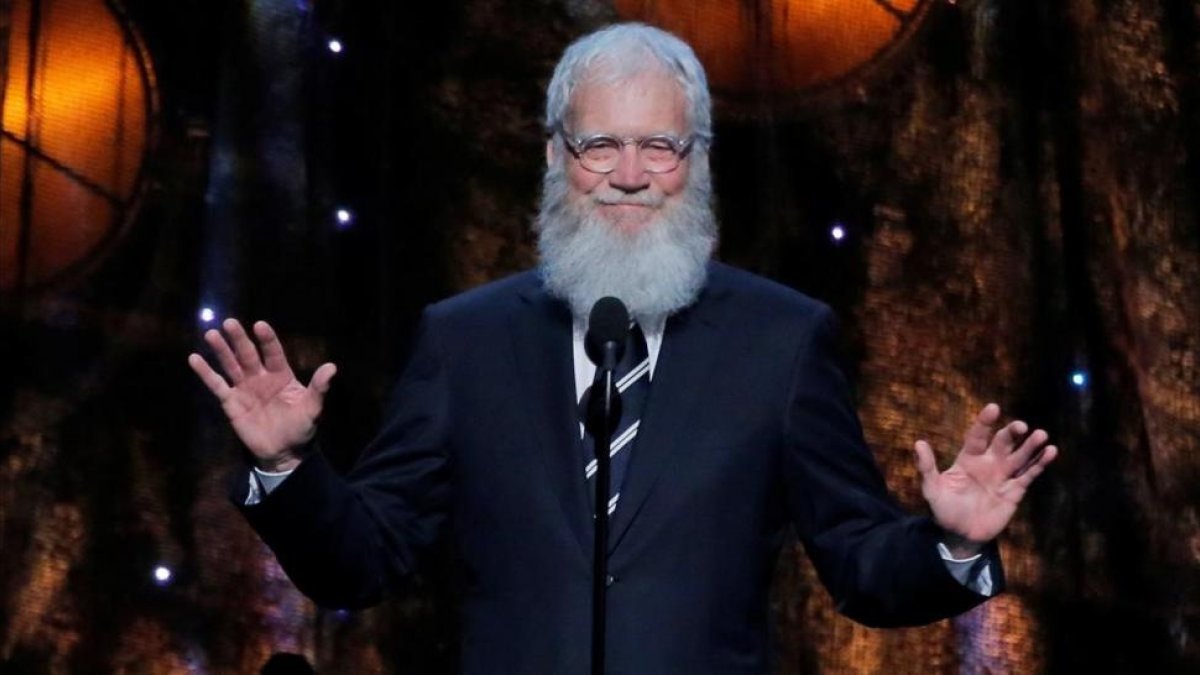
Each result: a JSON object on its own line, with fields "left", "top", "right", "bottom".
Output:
{"left": 914, "top": 403, "right": 1059, "bottom": 558}
{"left": 188, "top": 318, "right": 337, "bottom": 472}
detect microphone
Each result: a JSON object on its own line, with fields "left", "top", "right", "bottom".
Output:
{"left": 582, "top": 297, "right": 628, "bottom": 436}
{"left": 585, "top": 297, "right": 629, "bottom": 371}
{"left": 581, "top": 297, "right": 628, "bottom": 675}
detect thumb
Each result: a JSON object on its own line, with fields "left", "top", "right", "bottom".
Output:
{"left": 308, "top": 362, "right": 338, "bottom": 397}
{"left": 913, "top": 440, "right": 940, "bottom": 489}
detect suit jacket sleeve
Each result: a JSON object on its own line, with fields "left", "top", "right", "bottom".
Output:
{"left": 783, "top": 304, "right": 1003, "bottom": 627}
{"left": 233, "top": 309, "right": 453, "bottom": 609}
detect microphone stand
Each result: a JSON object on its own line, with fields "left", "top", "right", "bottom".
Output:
{"left": 586, "top": 347, "right": 622, "bottom": 675}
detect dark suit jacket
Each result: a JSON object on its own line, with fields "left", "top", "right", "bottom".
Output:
{"left": 238, "top": 262, "right": 999, "bottom": 673}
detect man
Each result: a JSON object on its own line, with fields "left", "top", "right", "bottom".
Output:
{"left": 188, "top": 23, "right": 1057, "bottom": 673}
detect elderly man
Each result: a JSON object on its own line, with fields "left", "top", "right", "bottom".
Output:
{"left": 189, "top": 23, "right": 1056, "bottom": 673}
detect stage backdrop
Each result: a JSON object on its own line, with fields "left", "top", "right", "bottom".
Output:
{"left": 1, "top": 0, "right": 1197, "bottom": 672}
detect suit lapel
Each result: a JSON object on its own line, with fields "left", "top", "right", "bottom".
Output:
{"left": 608, "top": 279, "right": 728, "bottom": 552}
{"left": 509, "top": 281, "right": 593, "bottom": 562}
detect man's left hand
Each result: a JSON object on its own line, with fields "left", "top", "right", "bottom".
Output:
{"left": 914, "top": 403, "right": 1058, "bottom": 558}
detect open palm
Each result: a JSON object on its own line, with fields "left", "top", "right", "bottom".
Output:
{"left": 188, "top": 319, "right": 336, "bottom": 471}
{"left": 914, "top": 403, "right": 1058, "bottom": 555}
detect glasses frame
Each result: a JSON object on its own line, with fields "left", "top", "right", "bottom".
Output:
{"left": 555, "top": 125, "right": 695, "bottom": 175}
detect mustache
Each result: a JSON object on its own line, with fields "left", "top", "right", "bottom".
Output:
{"left": 591, "top": 192, "right": 666, "bottom": 208}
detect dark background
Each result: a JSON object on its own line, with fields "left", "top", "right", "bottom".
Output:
{"left": 1, "top": 0, "right": 1197, "bottom": 672}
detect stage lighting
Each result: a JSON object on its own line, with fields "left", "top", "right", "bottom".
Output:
{"left": 614, "top": 0, "right": 933, "bottom": 95}
{"left": 1, "top": 0, "right": 159, "bottom": 292}
{"left": 153, "top": 565, "right": 173, "bottom": 586}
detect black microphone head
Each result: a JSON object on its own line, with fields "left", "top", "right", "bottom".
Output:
{"left": 585, "top": 297, "right": 629, "bottom": 366}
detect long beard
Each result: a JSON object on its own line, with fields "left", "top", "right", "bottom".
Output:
{"left": 534, "top": 159, "right": 717, "bottom": 322}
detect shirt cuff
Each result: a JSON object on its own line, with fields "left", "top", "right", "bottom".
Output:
{"left": 244, "top": 466, "right": 296, "bottom": 506}
{"left": 937, "top": 542, "right": 995, "bottom": 597}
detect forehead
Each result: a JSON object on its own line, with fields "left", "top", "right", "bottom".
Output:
{"left": 569, "top": 70, "right": 688, "bottom": 136}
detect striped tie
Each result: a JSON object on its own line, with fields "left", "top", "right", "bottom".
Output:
{"left": 581, "top": 322, "right": 651, "bottom": 516}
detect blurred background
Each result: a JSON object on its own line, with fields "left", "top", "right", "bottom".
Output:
{"left": 1, "top": 0, "right": 1197, "bottom": 672}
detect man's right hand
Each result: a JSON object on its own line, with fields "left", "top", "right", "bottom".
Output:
{"left": 187, "top": 319, "right": 337, "bottom": 472}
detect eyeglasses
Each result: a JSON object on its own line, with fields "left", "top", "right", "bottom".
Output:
{"left": 556, "top": 125, "right": 694, "bottom": 175}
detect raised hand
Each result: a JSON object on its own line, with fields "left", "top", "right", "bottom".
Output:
{"left": 187, "top": 319, "right": 337, "bottom": 471}
{"left": 914, "top": 403, "right": 1058, "bottom": 557}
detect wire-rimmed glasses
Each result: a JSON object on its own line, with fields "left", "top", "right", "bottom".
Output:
{"left": 557, "top": 126, "right": 694, "bottom": 174}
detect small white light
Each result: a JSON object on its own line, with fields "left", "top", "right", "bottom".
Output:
{"left": 1070, "top": 371, "right": 1087, "bottom": 388}
{"left": 830, "top": 225, "right": 846, "bottom": 242}
{"left": 199, "top": 307, "right": 216, "bottom": 323}
{"left": 335, "top": 208, "right": 354, "bottom": 227}
{"left": 327, "top": 39, "right": 343, "bottom": 54}
{"left": 153, "top": 565, "right": 173, "bottom": 585}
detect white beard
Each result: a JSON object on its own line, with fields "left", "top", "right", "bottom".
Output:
{"left": 534, "top": 158, "right": 717, "bottom": 323}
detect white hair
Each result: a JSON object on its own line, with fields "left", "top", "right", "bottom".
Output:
{"left": 535, "top": 22, "right": 718, "bottom": 320}
{"left": 544, "top": 23, "right": 713, "bottom": 149}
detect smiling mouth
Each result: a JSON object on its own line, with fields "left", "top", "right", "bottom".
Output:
{"left": 597, "top": 200, "right": 661, "bottom": 209}
{"left": 595, "top": 203, "right": 661, "bottom": 232}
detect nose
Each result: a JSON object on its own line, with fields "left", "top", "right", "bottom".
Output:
{"left": 606, "top": 144, "right": 651, "bottom": 192}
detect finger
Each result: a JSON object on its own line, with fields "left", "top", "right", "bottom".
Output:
{"left": 308, "top": 362, "right": 338, "bottom": 397}
{"left": 1006, "top": 427, "right": 1047, "bottom": 472}
{"left": 304, "top": 363, "right": 338, "bottom": 419}
{"left": 962, "top": 402, "right": 1002, "bottom": 455}
{"left": 913, "top": 440, "right": 940, "bottom": 492}
{"left": 203, "top": 328, "right": 245, "bottom": 383}
{"left": 1012, "top": 444, "right": 1058, "bottom": 483}
{"left": 223, "top": 318, "right": 264, "bottom": 374}
{"left": 992, "top": 420, "right": 1028, "bottom": 456}
{"left": 187, "top": 353, "right": 233, "bottom": 401}
{"left": 253, "top": 321, "right": 290, "bottom": 373}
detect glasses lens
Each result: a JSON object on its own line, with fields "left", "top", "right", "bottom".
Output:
{"left": 640, "top": 137, "right": 680, "bottom": 172}
{"left": 579, "top": 137, "right": 621, "bottom": 172}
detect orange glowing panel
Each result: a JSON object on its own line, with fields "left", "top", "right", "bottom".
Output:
{"left": 0, "top": 0, "right": 156, "bottom": 291}
{"left": 615, "top": 0, "right": 928, "bottom": 93}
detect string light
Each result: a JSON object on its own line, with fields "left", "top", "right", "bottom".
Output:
{"left": 199, "top": 307, "right": 216, "bottom": 324}
{"left": 335, "top": 208, "right": 354, "bottom": 229}
{"left": 830, "top": 224, "right": 847, "bottom": 242}
{"left": 327, "top": 39, "right": 344, "bottom": 54}
{"left": 153, "top": 565, "right": 173, "bottom": 586}
{"left": 1070, "top": 370, "right": 1088, "bottom": 388}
